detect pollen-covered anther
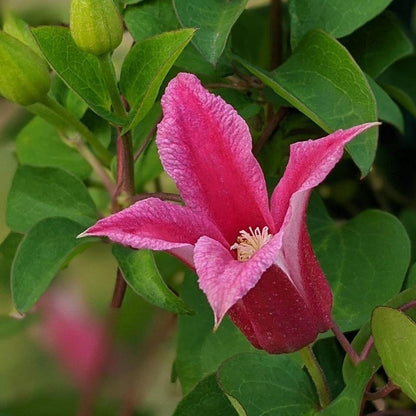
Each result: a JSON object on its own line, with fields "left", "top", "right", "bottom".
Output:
{"left": 230, "top": 226, "right": 273, "bottom": 262}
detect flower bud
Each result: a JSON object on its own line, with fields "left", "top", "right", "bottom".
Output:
{"left": 70, "top": 0, "right": 123, "bottom": 56}
{"left": 0, "top": 32, "right": 51, "bottom": 106}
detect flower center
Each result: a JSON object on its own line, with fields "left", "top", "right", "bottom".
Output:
{"left": 230, "top": 226, "right": 273, "bottom": 262}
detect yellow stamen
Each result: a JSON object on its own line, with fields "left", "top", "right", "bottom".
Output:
{"left": 230, "top": 226, "right": 273, "bottom": 262}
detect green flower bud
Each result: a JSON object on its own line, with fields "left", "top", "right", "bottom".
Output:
{"left": 70, "top": 0, "right": 123, "bottom": 56}
{"left": 0, "top": 31, "right": 51, "bottom": 106}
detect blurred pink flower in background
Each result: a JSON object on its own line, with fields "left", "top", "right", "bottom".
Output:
{"left": 37, "top": 287, "right": 109, "bottom": 392}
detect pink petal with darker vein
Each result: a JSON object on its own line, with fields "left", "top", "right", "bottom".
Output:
{"left": 80, "top": 197, "right": 224, "bottom": 267}
{"left": 157, "top": 73, "right": 274, "bottom": 244}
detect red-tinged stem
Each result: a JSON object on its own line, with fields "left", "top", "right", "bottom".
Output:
{"left": 361, "top": 299, "right": 416, "bottom": 361}
{"left": 111, "top": 268, "right": 127, "bottom": 309}
{"left": 110, "top": 128, "right": 135, "bottom": 309}
{"left": 132, "top": 192, "right": 182, "bottom": 203}
{"left": 331, "top": 319, "right": 360, "bottom": 365}
{"left": 365, "top": 380, "right": 398, "bottom": 401}
{"left": 133, "top": 115, "right": 162, "bottom": 162}
{"left": 400, "top": 299, "right": 416, "bottom": 312}
{"left": 253, "top": 107, "right": 288, "bottom": 155}
{"left": 204, "top": 82, "right": 248, "bottom": 91}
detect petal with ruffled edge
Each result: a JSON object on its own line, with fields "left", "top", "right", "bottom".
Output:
{"left": 270, "top": 123, "right": 380, "bottom": 330}
{"left": 79, "top": 198, "right": 225, "bottom": 267}
{"left": 195, "top": 233, "right": 284, "bottom": 328}
{"left": 157, "top": 73, "right": 274, "bottom": 244}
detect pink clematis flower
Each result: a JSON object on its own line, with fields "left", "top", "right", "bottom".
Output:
{"left": 80, "top": 73, "right": 378, "bottom": 354}
{"left": 37, "top": 288, "right": 109, "bottom": 392}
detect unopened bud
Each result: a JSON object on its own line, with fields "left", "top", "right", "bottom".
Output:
{"left": 70, "top": 0, "right": 123, "bottom": 56}
{"left": 0, "top": 31, "right": 51, "bottom": 106}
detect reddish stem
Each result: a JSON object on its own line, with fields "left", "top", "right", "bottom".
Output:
{"left": 365, "top": 380, "right": 398, "bottom": 401}
{"left": 253, "top": 107, "right": 288, "bottom": 155}
{"left": 133, "top": 116, "right": 162, "bottom": 162}
{"left": 110, "top": 130, "right": 135, "bottom": 308}
{"left": 330, "top": 319, "right": 360, "bottom": 365}
{"left": 361, "top": 299, "right": 416, "bottom": 361}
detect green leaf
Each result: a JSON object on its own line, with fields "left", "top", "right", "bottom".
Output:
{"left": 343, "top": 285, "right": 416, "bottom": 384}
{"left": 32, "top": 27, "right": 124, "bottom": 125}
{"left": 405, "top": 262, "right": 416, "bottom": 289}
{"left": 366, "top": 75, "right": 404, "bottom": 133}
{"left": 2, "top": 11, "right": 44, "bottom": 58}
{"left": 313, "top": 338, "right": 345, "bottom": 398}
{"left": 342, "top": 12, "right": 413, "bottom": 78}
{"left": 16, "top": 117, "right": 92, "bottom": 179}
{"left": 400, "top": 209, "right": 416, "bottom": 264}
{"left": 318, "top": 362, "right": 373, "bottom": 416}
{"left": 6, "top": 166, "right": 98, "bottom": 233}
{"left": 237, "top": 30, "right": 378, "bottom": 176}
{"left": 51, "top": 76, "right": 88, "bottom": 120}
{"left": 176, "top": 271, "right": 254, "bottom": 394}
{"left": 289, "top": 0, "right": 393, "bottom": 49}
{"left": 308, "top": 195, "right": 410, "bottom": 332}
{"left": 11, "top": 218, "right": 94, "bottom": 313}
{"left": 124, "top": 0, "right": 231, "bottom": 76}
{"left": 379, "top": 55, "right": 416, "bottom": 118}
{"left": 173, "top": 0, "right": 247, "bottom": 65}
{"left": 120, "top": 29, "right": 195, "bottom": 133}
{"left": 216, "top": 89, "right": 261, "bottom": 120}
{"left": 0, "top": 233, "right": 23, "bottom": 288}
{"left": 112, "top": 245, "right": 193, "bottom": 315}
{"left": 218, "top": 352, "right": 318, "bottom": 416}
{"left": 231, "top": 6, "right": 271, "bottom": 69}
{"left": 173, "top": 374, "right": 238, "bottom": 416}
{"left": 372, "top": 307, "right": 416, "bottom": 402}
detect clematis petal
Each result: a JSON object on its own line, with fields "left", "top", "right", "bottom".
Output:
{"left": 195, "top": 233, "right": 284, "bottom": 328}
{"left": 80, "top": 198, "right": 224, "bottom": 267}
{"left": 271, "top": 123, "right": 380, "bottom": 229}
{"left": 270, "top": 123, "right": 379, "bottom": 330}
{"left": 157, "top": 73, "right": 274, "bottom": 244}
{"left": 228, "top": 265, "right": 321, "bottom": 354}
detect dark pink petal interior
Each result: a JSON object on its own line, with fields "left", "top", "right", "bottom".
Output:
{"left": 229, "top": 264, "right": 323, "bottom": 354}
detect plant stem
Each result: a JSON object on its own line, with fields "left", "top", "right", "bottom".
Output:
{"left": 365, "top": 380, "right": 398, "bottom": 401}
{"left": 360, "top": 300, "right": 416, "bottom": 361}
{"left": 133, "top": 114, "right": 162, "bottom": 162}
{"left": 253, "top": 107, "right": 288, "bottom": 155}
{"left": 331, "top": 319, "right": 360, "bottom": 365}
{"left": 40, "top": 95, "right": 113, "bottom": 166}
{"left": 299, "top": 346, "right": 331, "bottom": 409}
{"left": 70, "top": 136, "right": 115, "bottom": 195}
{"left": 98, "top": 53, "right": 127, "bottom": 119}
{"left": 111, "top": 128, "right": 135, "bottom": 308}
